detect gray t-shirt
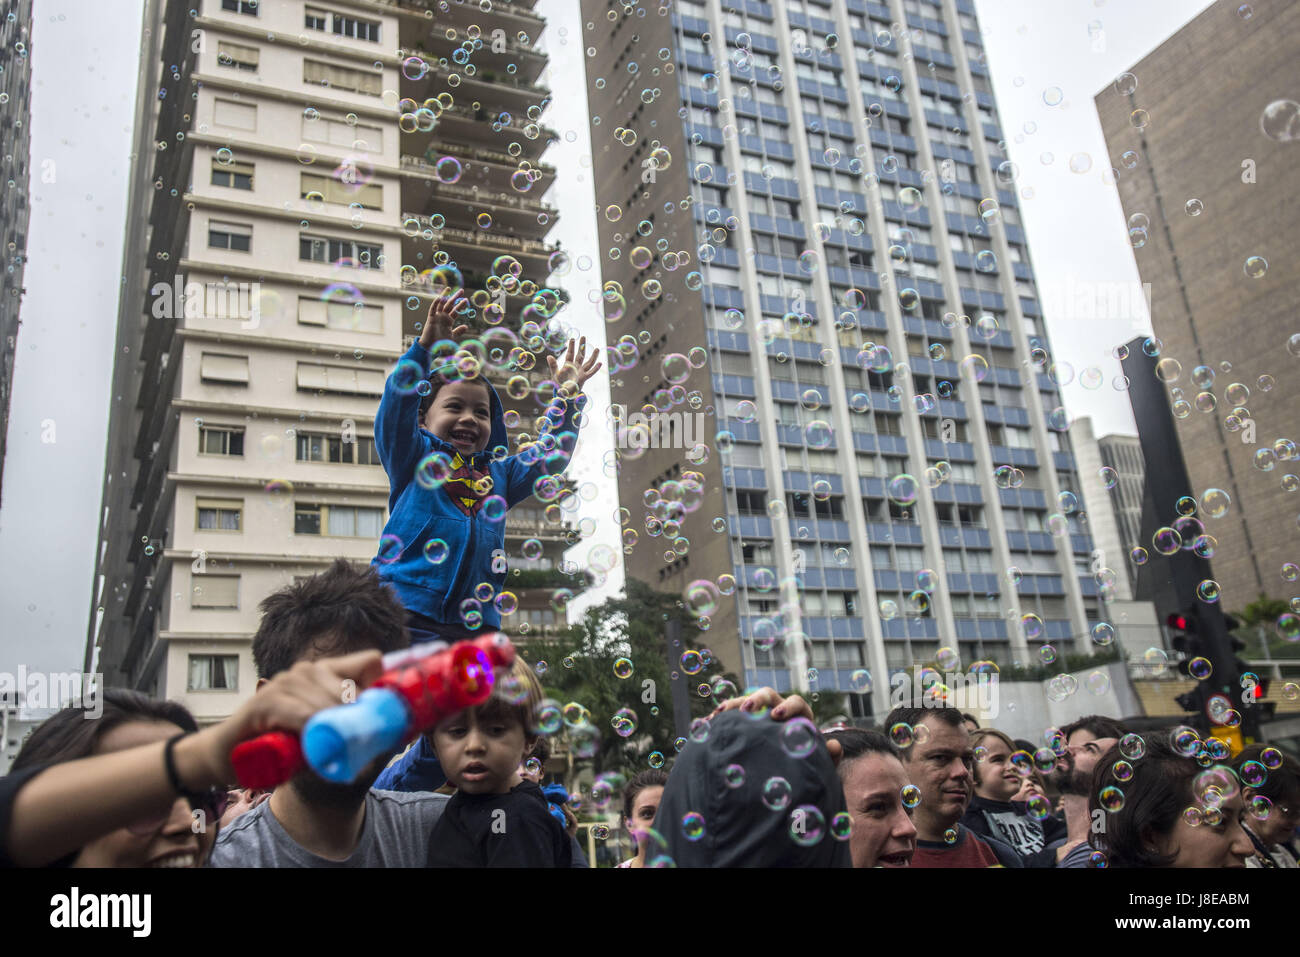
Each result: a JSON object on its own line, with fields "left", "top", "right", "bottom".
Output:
{"left": 209, "top": 789, "right": 447, "bottom": 868}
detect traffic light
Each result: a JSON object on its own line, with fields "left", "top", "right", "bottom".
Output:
{"left": 1168, "top": 610, "right": 1206, "bottom": 679}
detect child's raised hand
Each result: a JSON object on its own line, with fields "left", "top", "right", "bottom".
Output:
{"left": 546, "top": 336, "right": 602, "bottom": 392}
{"left": 419, "top": 290, "right": 470, "bottom": 349}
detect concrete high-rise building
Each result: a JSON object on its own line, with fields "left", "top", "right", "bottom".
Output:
{"left": 1096, "top": 0, "right": 1300, "bottom": 614}
{"left": 0, "top": 0, "right": 33, "bottom": 508}
{"left": 87, "top": 0, "right": 577, "bottom": 723}
{"left": 583, "top": 0, "right": 1107, "bottom": 717}
{"left": 1072, "top": 416, "right": 1144, "bottom": 600}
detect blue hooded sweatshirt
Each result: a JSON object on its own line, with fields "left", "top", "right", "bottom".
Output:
{"left": 370, "top": 340, "right": 583, "bottom": 631}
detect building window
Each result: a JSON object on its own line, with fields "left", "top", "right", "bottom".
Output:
{"left": 296, "top": 432, "right": 380, "bottom": 465}
{"left": 209, "top": 220, "right": 252, "bottom": 252}
{"left": 221, "top": 0, "right": 258, "bottom": 15}
{"left": 188, "top": 654, "right": 239, "bottom": 691}
{"left": 333, "top": 13, "right": 381, "bottom": 42}
{"left": 197, "top": 498, "right": 242, "bottom": 531}
{"left": 304, "top": 7, "right": 328, "bottom": 30}
{"left": 303, "top": 59, "right": 382, "bottom": 96}
{"left": 294, "top": 503, "right": 385, "bottom": 537}
{"left": 211, "top": 159, "right": 254, "bottom": 190}
{"left": 190, "top": 575, "right": 240, "bottom": 609}
{"left": 217, "top": 41, "right": 259, "bottom": 71}
{"left": 302, "top": 113, "right": 384, "bottom": 151}
{"left": 301, "top": 172, "right": 382, "bottom": 210}
{"left": 300, "top": 234, "right": 383, "bottom": 268}
{"left": 213, "top": 98, "right": 257, "bottom": 131}
{"left": 295, "top": 363, "right": 385, "bottom": 396}
{"left": 297, "top": 295, "right": 383, "bottom": 334}
{"left": 199, "top": 352, "right": 250, "bottom": 385}
{"left": 199, "top": 425, "right": 245, "bottom": 456}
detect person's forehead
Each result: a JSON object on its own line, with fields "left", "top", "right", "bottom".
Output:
{"left": 978, "top": 735, "right": 1011, "bottom": 756}
{"left": 844, "top": 752, "right": 907, "bottom": 796}
{"left": 438, "top": 380, "right": 491, "bottom": 402}
{"left": 917, "top": 716, "right": 969, "bottom": 748}
{"left": 98, "top": 719, "right": 183, "bottom": 754}
{"left": 633, "top": 786, "right": 664, "bottom": 811}
{"left": 1067, "top": 728, "right": 1098, "bottom": 747}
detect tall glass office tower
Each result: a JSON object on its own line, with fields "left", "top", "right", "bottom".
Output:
{"left": 583, "top": 0, "right": 1107, "bottom": 719}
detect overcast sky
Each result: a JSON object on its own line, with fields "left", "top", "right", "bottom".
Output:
{"left": 1, "top": 0, "right": 1213, "bottom": 680}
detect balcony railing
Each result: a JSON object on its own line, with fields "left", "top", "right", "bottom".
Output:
{"left": 402, "top": 142, "right": 555, "bottom": 175}
{"left": 401, "top": 212, "right": 554, "bottom": 256}
{"left": 399, "top": 159, "right": 556, "bottom": 216}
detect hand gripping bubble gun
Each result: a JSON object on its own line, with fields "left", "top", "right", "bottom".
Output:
{"left": 230, "top": 633, "right": 516, "bottom": 789}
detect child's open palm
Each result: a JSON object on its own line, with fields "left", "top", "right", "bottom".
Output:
{"left": 418, "top": 290, "right": 470, "bottom": 350}
{"left": 547, "top": 336, "right": 602, "bottom": 393}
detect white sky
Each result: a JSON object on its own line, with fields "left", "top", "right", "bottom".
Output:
{"left": 0, "top": 0, "right": 1213, "bottom": 679}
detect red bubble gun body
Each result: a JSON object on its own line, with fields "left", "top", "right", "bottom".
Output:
{"left": 230, "top": 633, "right": 515, "bottom": 789}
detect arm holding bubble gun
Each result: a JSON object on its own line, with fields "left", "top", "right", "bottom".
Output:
{"left": 230, "top": 633, "right": 516, "bottom": 789}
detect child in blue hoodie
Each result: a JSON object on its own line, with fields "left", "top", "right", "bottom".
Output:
{"left": 369, "top": 291, "right": 599, "bottom": 793}
{"left": 371, "top": 290, "right": 600, "bottom": 643}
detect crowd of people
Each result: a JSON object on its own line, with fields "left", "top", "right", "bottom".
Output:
{"left": 1, "top": 555, "right": 1296, "bottom": 869}
{"left": 3, "top": 295, "right": 1295, "bottom": 869}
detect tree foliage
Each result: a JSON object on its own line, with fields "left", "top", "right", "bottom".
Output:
{"left": 519, "top": 579, "right": 740, "bottom": 779}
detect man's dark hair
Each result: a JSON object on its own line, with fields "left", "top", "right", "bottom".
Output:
{"left": 1087, "top": 730, "right": 1199, "bottom": 868}
{"left": 823, "top": 728, "right": 900, "bottom": 778}
{"left": 251, "top": 559, "right": 409, "bottom": 679}
{"left": 622, "top": 769, "right": 670, "bottom": 823}
{"left": 961, "top": 712, "right": 980, "bottom": 729}
{"left": 13, "top": 689, "right": 197, "bottom": 772}
{"left": 883, "top": 705, "right": 966, "bottom": 759}
{"left": 1233, "top": 743, "right": 1300, "bottom": 804}
{"left": 1061, "top": 715, "right": 1127, "bottom": 743}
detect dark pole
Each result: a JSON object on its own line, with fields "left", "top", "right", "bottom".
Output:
{"left": 1121, "top": 337, "right": 1258, "bottom": 738}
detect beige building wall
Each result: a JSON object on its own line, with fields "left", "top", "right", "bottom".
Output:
{"left": 1095, "top": 0, "right": 1300, "bottom": 614}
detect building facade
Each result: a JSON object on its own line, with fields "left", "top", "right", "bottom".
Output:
{"left": 87, "top": 0, "right": 578, "bottom": 723}
{"left": 583, "top": 0, "right": 1108, "bottom": 716}
{"left": 0, "top": 0, "right": 33, "bottom": 508}
{"left": 1096, "top": 0, "right": 1300, "bottom": 615}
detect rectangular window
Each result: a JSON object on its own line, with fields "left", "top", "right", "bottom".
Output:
{"left": 294, "top": 503, "right": 385, "bottom": 537}
{"left": 333, "top": 13, "right": 381, "bottom": 42}
{"left": 296, "top": 432, "right": 380, "bottom": 465}
{"left": 199, "top": 425, "right": 245, "bottom": 456}
{"left": 301, "top": 172, "right": 382, "bottom": 210}
{"left": 199, "top": 353, "right": 250, "bottom": 385}
{"left": 221, "top": 0, "right": 258, "bottom": 15}
{"left": 209, "top": 220, "right": 252, "bottom": 252}
{"left": 213, "top": 98, "right": 257, "bottom": 131}
{"left": 297, "top": 295, "right": 383, "bottom": 333}
{"left": 217, "top": 41, "right": 259, "bottom": 71}
{"left": 302, "top": 114, "right": 384, "bottom": 151}
{"left": 187, "top": 654, "right": 240, "bottom": 691}
{"left": 296, "top": 363, "right": 385, "bottom": 396}
{"left": 211, "top": 159, "right": 254, "bottom": 190}
{"left": 299, "top": 235, "right": 383, "bottom": 268}
{"left": 190, "top": 575, "right": 239, "bottom": 609}
{"left": 303, "top": 59, "right": 382, "bottom": 96}
{"left": 304, "top": 7, "right": 327, "bottom": 30}
{"left": 196, "top": 498, "right": 242, "bottom": 531}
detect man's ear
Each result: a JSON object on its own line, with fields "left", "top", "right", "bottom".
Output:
{"left": 255, "top": 676, "right": 268, "bottom": 691}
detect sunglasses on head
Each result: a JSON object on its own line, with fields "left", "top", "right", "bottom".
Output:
{"left": 126, "top": 787, "right": 231, "bottom": 837}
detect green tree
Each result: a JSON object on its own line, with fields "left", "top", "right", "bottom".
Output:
{"left": 520, "top": 579, "right": 740, "bottom": 779}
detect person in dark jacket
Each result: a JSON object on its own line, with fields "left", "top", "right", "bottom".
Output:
{"left": 371, "top": 290, "right": 599, "bottom": 645}
{"left": 961, "top": 727, "right": 1067, "bottom": 867}
{"left": 654, "top": 709, "right": 852, "bottom": 867}
{"left": 425, "top": 658, "right": 570, "bottom": 867}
